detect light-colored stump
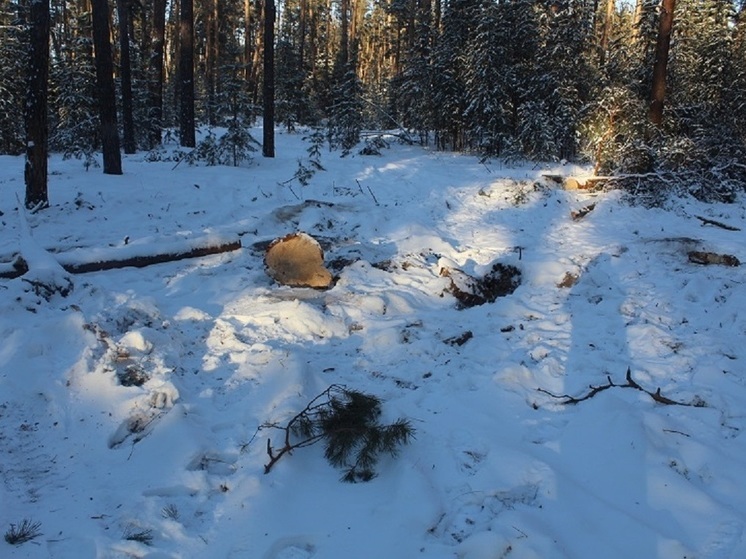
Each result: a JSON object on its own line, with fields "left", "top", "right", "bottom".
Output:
{"left": 265, "top": 232, "right": 333, "bottom": 288}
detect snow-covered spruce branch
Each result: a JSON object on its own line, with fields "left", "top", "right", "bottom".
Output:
{"left": 263, "top": 384, "right": 414, "bottom": 482}
{"left": 537, "top": 368, "right": 707, "bottom": 407}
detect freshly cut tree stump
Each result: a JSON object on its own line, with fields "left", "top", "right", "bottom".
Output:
{"left": 265, "top": 232, "right": 333, "bottom": 288}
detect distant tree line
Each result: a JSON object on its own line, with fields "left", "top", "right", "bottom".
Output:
{"left": 1, "top": 0, "right": 745, "bottom": 206}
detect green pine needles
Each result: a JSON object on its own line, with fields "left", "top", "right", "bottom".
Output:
{"left": 264, "top": 385, "right": 414, "bottom": 482}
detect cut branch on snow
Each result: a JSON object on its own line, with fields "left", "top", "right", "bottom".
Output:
{"left": 694, "top": 215, "right": 741, "bottom": 231}
{"left": 1, "top": 234, "right": 241, "bottom": 278}
{"left": 537, "top": 368, "right": 706, "bottom": 407}
{"left": 263, "top": 384, "right": 414, "bottom": 482}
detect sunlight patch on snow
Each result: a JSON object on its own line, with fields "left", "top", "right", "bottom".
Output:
{"left": 174, "top": 305, "right": 212, "bottom": 321}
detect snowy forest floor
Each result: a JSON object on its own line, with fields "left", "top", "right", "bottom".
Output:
{"left": 1, "top": 130, "right": 746, "bottom": 559}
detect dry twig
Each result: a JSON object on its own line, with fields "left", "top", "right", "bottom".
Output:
{"left": 537, "top": 368, "right": 705, "bottom": 407}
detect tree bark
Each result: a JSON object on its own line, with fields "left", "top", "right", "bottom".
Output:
{"left": 205, "top": 0, "right": 217, "bottom": 125}
{"left": 599, "top": 0, "right": 615, "bottom": 66}
{"left": 24, "top": 0, "right": 50, "bottom": 209}
{"left": 649, "top": 0, "right": 676, "bottom": 126}
{"left": 117, "top": 0, "right": 136, "bottom": 153}
{"left": 244, "top": 0, "right": 253, "bottom": 84}
{"left": 149, "top": 0, "right": 166, "bottom": 147}
{"left": 179, "top": 0, "right": 196, "bottom": 147}
{"left": 262, "top": 0, "right": 275, "bottom": 157}
{"left": 91, "top": 0, "right": 123, "bottom": 174}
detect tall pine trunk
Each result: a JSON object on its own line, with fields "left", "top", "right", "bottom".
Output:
{"left": 179, "top": 0, "right": 196, "bottom": 147}
{"left": 598, "top": 0, "right": 615, "bottom": 66}
{"left": 649, "top": 0, "right": 676, "bottom": 126}
{"left": 24, "top": 0, "right": 50, "bottom": 209}
{"left": 262, "top": 0, "right": 275, "bottom": 157}
{"left": 91, "top": 0, "right": 123, "bottom": 174}
{"left": 149, "top": 0, "right": 166, "bottom": 147}
{"left": 117, "top": 0, "right": 136, "bottom": 153}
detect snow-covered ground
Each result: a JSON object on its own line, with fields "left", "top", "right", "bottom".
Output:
{"left": 1, "top": 131, "right": 745, "bottom": 559}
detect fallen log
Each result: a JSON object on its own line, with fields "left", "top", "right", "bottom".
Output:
{"left": 694, "top": 215, "right": 741, "bottom": 231}
{"left": 1, "top": 234, "right": 242, "bottom": 278}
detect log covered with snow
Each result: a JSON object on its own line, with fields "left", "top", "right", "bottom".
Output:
{"left": 56, "top": 234, "right": 241, "bottom": 273}
{"left": 1, "top": 233, "right": 241, "bottom": 278}
{"left": 264, "top": 232, "right": 333, "bottom": 289}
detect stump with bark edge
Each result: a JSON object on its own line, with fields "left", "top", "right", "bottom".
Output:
{"left": 265, "top": 232, "right": 333, "bottom": 288}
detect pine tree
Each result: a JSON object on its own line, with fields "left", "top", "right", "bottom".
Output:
{"left": 24, "top": 0, "right": 50, "bottom": 209}
{"left": 179, "top": 0, "right": 196, "bottom": 147}
{"left": 116, "top": 0, "right": 136, "bottom": 153}
{"left": 262, "top": 0, "right": 276, "bottom": 157}
{"left": 91, "top": 0, "right": 123, "bottom": 174}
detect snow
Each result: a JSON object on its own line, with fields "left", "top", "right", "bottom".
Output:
{"left": 1, "top": 132, "right": 745, "bottom": 559}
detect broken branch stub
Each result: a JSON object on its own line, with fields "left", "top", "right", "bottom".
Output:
{"left": 264, "top": 232, "right": 333, "bottom": 289}
{"left": 441, "top": 262, "right": 522, "bottom": 309}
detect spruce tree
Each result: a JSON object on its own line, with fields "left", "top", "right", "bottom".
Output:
{"left": 0, "top": 1, "right": 25, "bottom": 155}
{"left": 462, "top": 0, "right": 512, "bottom": 156}
{"left": 49, "top": 38, "right": 99, "bottom": 164}
{"left": 327, "top": 46, "right": 364, "bottom": 155}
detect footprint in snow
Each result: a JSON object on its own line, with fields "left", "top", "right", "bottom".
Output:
{"left": 263, "top": 537, "right": 316, "bottom": 559}
{"left": 701, "top": 520, "right": 744, "bottom": 558}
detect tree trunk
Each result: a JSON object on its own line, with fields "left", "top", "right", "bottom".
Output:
{"left": 179, "top": 0, "right": 196, "bottom": 147}
{"left": 244, "top": 0, "right": 253, "bottom": 84}
{"left": 91, "top": 0, "right": 123, "bottom": 174}
{"left": 117, "top": 0, "right": 136, "bottom": 153}
{"left": 598, "top": 0, "right": 615, "bottom": 66}
{"left": 205, "top": 0, "right": 217, "bottom": 125}
{"left": 649, "top": 0, "right": 676, "bottom": 126}
{"left": 339, "top": 0, "right": 349, "bottom": 65}
{"left": 149, "top": 0, "right": 166, "bottom": 147}
{"left": 250, "top": 0, "right": 265, "bottom": 108}
{"left": 24, "top": 0, "right": 50, "bottom": 209}
{"left": 262, "top": 0, "right": 275, "bottom": 157}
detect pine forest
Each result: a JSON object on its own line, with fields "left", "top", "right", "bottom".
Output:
{"left": 3, "top": 0, "right": 746, "bottom": 204}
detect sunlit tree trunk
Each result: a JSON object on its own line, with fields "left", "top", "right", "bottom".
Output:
{"left": 25, "top": 0, "right": 50, "bottom": 208}
{"left": 251, "top": 0, "right": 265, "bottom": 107}
{"left": 598, "top": 0, "right": 615, "bottom": 66}
{"left": 649, "top": 0, "right": 676, "bottom": 126}
{"left": 91, "top": 0, "right": 123, "bottom": 174}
